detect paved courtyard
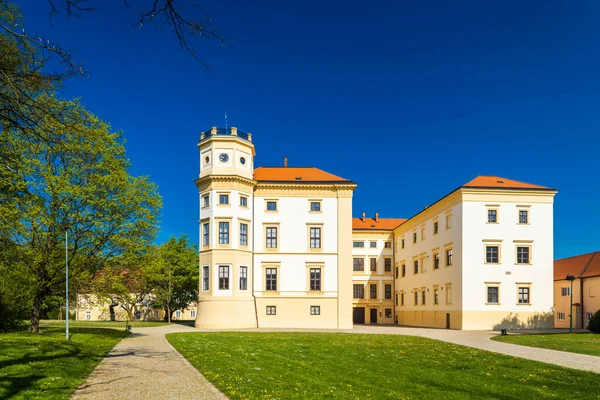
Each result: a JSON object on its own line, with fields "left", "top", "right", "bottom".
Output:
{"left": 72, "top": 323, "right": 599, "bottom": 399}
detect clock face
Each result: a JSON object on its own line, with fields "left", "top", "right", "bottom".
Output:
{"left": 240, "top": 157, "right": 246, "bottom": 165}
{"left": 219, "top": 153, "right": 229, "bottom": 163}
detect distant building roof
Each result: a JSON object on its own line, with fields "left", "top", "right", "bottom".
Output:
{"left": 254, "top": 167, "right": 352, "bottom": 183}
{"left": 463, "top": 176, "right": 554, "bottom": 190}
{"left": 352, "top": 217, "right": 407, "bottom": 231}
{"left": 554, "top": 251, "right": 600, "bottom": 281}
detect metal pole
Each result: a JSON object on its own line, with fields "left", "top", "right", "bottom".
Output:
{"left": 569, "top": 278, "right": 573, "bottom": 334}
{"left": 66, "top": 230, "right": 69, "bottom": 341}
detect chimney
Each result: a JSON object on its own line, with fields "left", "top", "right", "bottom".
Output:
{"left": 283, "top": 157, "right": 288, "bottom": 167}
{"left": 361, "top": 212, "right": 366, "bottom": 222}
{"left": 424, "top": 206, "right": 428, "bottom": 210}
{"left": 375, "top": 212, "right": 379, "bottom": 222}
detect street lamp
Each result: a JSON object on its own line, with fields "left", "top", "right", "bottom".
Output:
{"left": 566, "top": 274, "right": 576, "bottom": 333}
{"left": 62, "top": 222, "right": 70, "bottom": 341}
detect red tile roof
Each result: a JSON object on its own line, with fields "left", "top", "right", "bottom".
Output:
{"left": 463, "top": 176, "right": 552, "bottom": 190}
{"left": 554, "top": 251, "right": 600, "bottom": 281}
{"left": 254, "top": 167, "right": 352, "bottom": 183}
{"left": 352, "top": 217, "right": 407, "bottom": 230}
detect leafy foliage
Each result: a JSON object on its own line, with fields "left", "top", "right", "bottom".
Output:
{"left": 588, "top": 310, "right": 600, "bottom": 334}
{"left": 147, "top": 236, "right": 198, "bottom": 322}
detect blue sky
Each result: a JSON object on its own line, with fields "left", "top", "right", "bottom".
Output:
{"left": 18, "top": 0, "right": 600, "bottom": 259}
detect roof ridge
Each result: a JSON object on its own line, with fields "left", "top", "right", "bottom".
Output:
{"left": 578, "top": 251, "right": 598, "bottom": 278}
{"left": 557, "top": 250, "right": 600, "bottom": 261}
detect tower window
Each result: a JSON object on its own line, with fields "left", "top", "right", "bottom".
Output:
{"left": 219, "top": 194, "right": 229, "bottom": 205}
{"left": 240, "top": 196, "right": 248, "bottom": 207}
{"left": 219, "top": 222, "right": 229, "bottom": 244}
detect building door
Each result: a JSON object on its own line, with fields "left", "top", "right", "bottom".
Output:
{"left": 353, "top": 307, "right": 365, "bottom": 324}
{"left": 446, "top": 313, "right": 450, "bottom": 329}
{"left": 370, "top": 308, "right": 378, "bottom": 324}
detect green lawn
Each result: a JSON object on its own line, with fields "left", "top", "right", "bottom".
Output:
{"left": 491, "top": 333, "right": 600, "bottom": 356}
{"left": 0, "top": 326, "right": 128, "bottom": 399}
{"left": 167, "top": 332, "right": 600, "bottom": 400}
{"left": 40, "top": 319, "right": 169, "bottom": 329}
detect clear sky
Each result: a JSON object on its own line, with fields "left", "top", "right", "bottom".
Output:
{"left": 18, "top": 0, "right": 600, "bottom": 259}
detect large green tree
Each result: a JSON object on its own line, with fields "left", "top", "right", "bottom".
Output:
{"left": 0, "top": 95, "right": 162, "bottom": 333}
{"left": 148, "top": 236, "right": 198, "bottom": 323}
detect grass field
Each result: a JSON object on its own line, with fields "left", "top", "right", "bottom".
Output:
{"left": 0, "top": 326, "right": 128, "bottom": 399}
{"left": 491, "top": 332, "right": 600, "bottom": 356}
{"left": 40, "top": 319, "right": 169, "bottom": 329}
{"left": 167, "top": 332, "right": 600, "bottom": 400}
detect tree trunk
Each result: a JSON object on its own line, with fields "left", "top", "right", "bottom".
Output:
{"left": 167, "top": 305, "right": 171, "bottom": 323}
{"left": 29, "top": 289, "right": 45, "bottom": 333}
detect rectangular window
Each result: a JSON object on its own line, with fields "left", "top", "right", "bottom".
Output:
{"left": 401, "top": 239, "right": 405, "bottom": 249}
{"left": 266, "top": 201, "right": 277, "bottom": 211}
{"left": 266, "top": 227, "right": 278, "bottom": 248}
{"left": 370, "top": 258, "right": 377, "bottom": 271}
{"left": 202, "top": 195, "right": 209, "bottom": 207}
{"left": 446, "top": 248, "right": 453, "bottom": 266}
{"left": 370, "top": 284, "right": 377, "bottom": 299}
{"left": 218, "top": 266, "right": 229, "bottom": 290}
{"left": 562, "top": 287, "right": 571, "bottom": 297}
{"left": 414, "top": 260, "right": 419, "bottom": 274}
{"left": 86, "top": 311, "right": 90, "bottom": 320}
{"left": 353, "top": 241, "right": 365, "bottom": 248}
{"left": 219, "top": 194, "right": 229, "bottom": 205}
{"left": 488, "top": 209, "right": 497, "bottom": 223}
{"left": 219, "top": 222, "right": 229, "bottom": 244}
{"left": 434, "top": 221, "right": 439, "bottom": 234}
{"left": 310, "top": 268, "right": 321, "bottom": 291}
{"left": 557, "top": 312, "right": 565, "bottom": 321}
{"left": 310, "top": 201, "right": 321, "bottom": 212}
{"left": 310, "top": 227, "right": 321, "bottom": 248}
{"left": 203, "top": 223, "right": 210, "bottom": 246}
{"left": 239, "top": 266, "right": 248, "bottom": 290}
{"left": 446, "top": 214, "right": 452, "bottom": 229}
{"left": 587, "top": 312, "right": 593, "bottom": 321}
{"left": 240, "top": 223, "right": 248, "bottom": 246}
{"left": 434, "top": 288, "right": 439, "bottom": 305}
{"left": 370, "top": 241, "right": 377, "bottom": 248}
{"left": 310, "top": 306, "right": 320, "bottom": 315}
{"left": 384, "top": 258, "right": 392, "bottom": 272}
{"left": 413, "top": 232, "right": 417, "bottom": 243}
{"left": 414, "top": 291, "right": 418, "bottom": 305}
{"left": 266, "top": 306, "right": 276, "bottom": 315}
{"left": 395, "top": 266, "right": 399, "bottom": 278}
{"left": 385, "top": 242, "right": 391, "bottom": 248}
{"left": 175, "top": 310, "right": 181, "bottom": 319}
{"left": 202, "top": 266, "right": 209, "bottom": 291}
{"left": 519, "top": 210, "right": 529, "bottom": 224}
{"left": 518, "top": 287, "right": 530, "bottom": 304}
{"left": 401, "top": 264, "right": 406, "bottom": 277}
{"left": 516, "top": 246, "right": 530, "bottom": 264}
{"left": 353, "top": 284, "right": 364, "bottom": 299}
{"left": 266, "top": 268, "right": 277, "bottom": 291}
{"left": 486, "top": 246, "right": 499, "bottom": 263}
{"left": 190, "top": 309, "right": 196, "bottom": 318}
{"left": 395, "top": 293, "right": 398, "bottom": 306}
{"left": 385, "top": 308, "right": 392, "bottom": 318}
{"left": 385, "top": 284, "right": 392, "bottom": 299}
{"left": 433, "top": 253, "right": 440, "bottom": 269}
{"left": 240, "top": 196, "right": 248, "bottom": 207}
{"left": 422, "top": 290, "right": 426, "bottom": 305}
{"left": 401, "top": 292, "right": 405, "bottom": 306}
{"left": 487, "top": 286, "right": 499, "bottom": 304}
{"left": 353, "top": 258, "right": 364, "bottom": 271}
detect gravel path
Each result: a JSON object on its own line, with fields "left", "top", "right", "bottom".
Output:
{"left": 71, "top": 324, "right": 227, "bottom": 400}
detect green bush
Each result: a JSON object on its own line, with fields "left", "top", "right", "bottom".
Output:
{"left": 588, "top": 310, "right": 600, "bottom": 333}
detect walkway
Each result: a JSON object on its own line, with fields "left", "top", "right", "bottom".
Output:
{"left": 71, "top": 324, "right": 226, "bottom": 400}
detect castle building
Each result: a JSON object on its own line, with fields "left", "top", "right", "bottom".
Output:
{"left": 196, "top": 127, "right": 558, "bottom": 330}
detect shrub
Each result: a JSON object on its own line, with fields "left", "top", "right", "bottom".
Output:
{"left": 588, "top": 310, "right": 600, "bottom": 333}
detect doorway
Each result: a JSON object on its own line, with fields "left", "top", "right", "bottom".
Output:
{"left": 353, "top": 307, "right": 365, "bottom": 324}
{"left": 370, "top": 308, "right": 378, "bottom": 324}
{"left": 446, "top": 313, "right": 450, "bottom": 329}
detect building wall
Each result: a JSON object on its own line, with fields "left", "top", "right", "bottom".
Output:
{"left": 351, "top": 230, "right": 395, "bottom": 325}
{"left": 554, "top": 276, "right": 600, "bottom": 329}
{"left": 393, "top": 192, "right": 464, "bottom": 329}
{"left": 76, "top": 294, "right": 166, "bottom": 321}
{"left": 461, "top": 191, "right": 555, "bottom": 330}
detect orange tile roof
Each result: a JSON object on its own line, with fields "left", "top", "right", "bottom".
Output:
{"left": 254, "top": 167, "right": 352, "bottom": 183}
{"left": 352, "top": 217, "right": 407, "bottom": 230}
{"left": 463, "top": 176, "right": 553, "bottom": 190}
{"left": 554, "top": 251, "right": 600, "bottom": 281}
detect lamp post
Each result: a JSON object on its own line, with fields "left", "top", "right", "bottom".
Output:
{"left": 63, "top": 223, "right": 70, "bottom": 341}
{"left": 566, "top": 274, "right": 576, "bottom": 333}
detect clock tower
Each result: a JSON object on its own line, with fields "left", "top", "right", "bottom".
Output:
{"left": 195, "top": 127, "right": 258, "bottom": 328}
